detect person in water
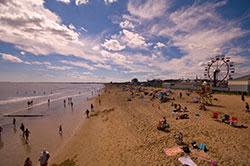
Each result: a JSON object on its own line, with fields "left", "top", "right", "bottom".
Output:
{"left": 63, "top": 100, "right": 66, "bottom": 107}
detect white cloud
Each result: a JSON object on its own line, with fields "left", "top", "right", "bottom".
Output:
{"left": 57, "top": 0, "right": 71, "bottom": 4}
{"left": 20, "top": 51, "right": 26, "bottom": 55}
{"left": 144, "top": 1, "right": 249, "bottom": 79}
{"left": 119, "top": 20, "right": 135, "bottom": 29}
{"left": 94, "top": 63, "right": 112, "bottom": 70}
{"left": 30, "top": 61, "right": 51, "bottom": 65}
{"left": 100, "top": 50, "right": 130, "bottom": 68}
{"left": 80, "top": 27, "right": 88, "bottom": 32}
{"left": 154, "top": 42, "right": 166, "bottom": 49}
{"left": 104, "top": 0, "right": 117, "bottom": 5}
{"left": 46, "top": 65, "right": 73, "bottom": 71}
{"left": 75, "top": 0, "right": 89, "bottom": 5}
{"left": 0, "top": 0, "right": 102, "bottom": 63}
{"left": 1, "top": 53, "right": 23, "bottom": 63}
{"left": 61, "top": 60, "right": 95, "bottom": 71}
{"left": 128, "top": 0, "right": 168, "bottom": 20}
{"left": 121, "top": 29, "right": 147, "bottom": 48}
{"left": 69, "top": 24, "right": 76, "bottom": 30}
{"left": 102, "top": 39, "right": 125, "bottom": 51}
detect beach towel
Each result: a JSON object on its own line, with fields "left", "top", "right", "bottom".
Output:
{"left": 164, "top": 147, "right": 183, "bottom": 156}
{"left": 178, "top": 156, "right": 197, "bottom": 166}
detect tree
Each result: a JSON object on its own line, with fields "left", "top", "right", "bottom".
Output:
{"left": 131, "top": 78, "right": 139, "bottom": 84}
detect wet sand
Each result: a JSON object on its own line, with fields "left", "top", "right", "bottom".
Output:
{"left": 0, "top": 90, "right": 101, "bottom": 165}
{"left": 53, "top": 84, "right": 250, "bottom": 166}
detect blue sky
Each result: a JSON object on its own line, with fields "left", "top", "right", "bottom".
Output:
{"left": 0, "top": 0, "right": 249, "bottom": 82}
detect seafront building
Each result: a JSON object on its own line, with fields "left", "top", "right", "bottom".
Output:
{"left": 228, "top": 74, "right": 250, "bottom": 93}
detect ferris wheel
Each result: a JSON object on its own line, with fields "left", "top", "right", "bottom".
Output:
{"left": 204, "top": 55, "right": 235, "bottom": 87}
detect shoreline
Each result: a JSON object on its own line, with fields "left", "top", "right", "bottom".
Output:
{"left": 52, "top": 84, "right": 250, "bottom": 166}
{"left": 51, "top": 96, "right": 97, "bottom": 163}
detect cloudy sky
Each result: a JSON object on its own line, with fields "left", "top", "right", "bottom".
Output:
{"left": 0, "top": 0, "right": 249, "bottom": 82}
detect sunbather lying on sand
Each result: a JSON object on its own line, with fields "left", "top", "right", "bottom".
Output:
{"left": 219, "top": 114, "right": 248, "bottom": 128}
{"left": 199, "top": 103, "right": 207, "bottom": 111}
{"left": 176, "top": 114, "right": 189, "bottom": 120}
{"left": 174, "top": 132, "right": 184, "bottom": 145}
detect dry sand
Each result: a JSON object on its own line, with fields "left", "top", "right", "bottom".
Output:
{"left": 52, "top": 84, "right": 250, "bottom": 166}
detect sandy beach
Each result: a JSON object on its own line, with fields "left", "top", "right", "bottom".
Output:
{"left": 52, "top": 84, "right": 250, "bottom": 166}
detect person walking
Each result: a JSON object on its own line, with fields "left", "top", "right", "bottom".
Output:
{"left": 13, "top": 118, "right": 16, "bottom": 127}
{"left": 0, "top": 126, "right": 3, "bottom": 137}
{"left": 24, "top": 157, "right": 32, "bottom": 166}
{"left": 241, "top": 92, "right": 245, "bottom": 102}
{"left": 91, "top": 104, "right": 94, "bottom": 111}
{"left": 39, "top": 150, "right": 50, "bottom": 166}
{"left": 20, "top": 123, "right": 25, "bottom": 137}
{"left": 86, "top": 109, "right": 90, "bottom": 118}
{"left": 179, "top": 92, "right": 182, "bottom": 99}
{"left": 59, "top": 125, "right": 63, "bottom": 135}
{"left": 246, "top": 102, "right": 249, "bottom": 112}
{"left": 24, "top": 128, "right": 31, "bottom": 142}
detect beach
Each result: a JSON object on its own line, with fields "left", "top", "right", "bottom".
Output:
{"left": 0, "top": 82, "right": 103, "bottom": 165}
{"left": 52, "top": 84, "right": 250, "bottom": 166}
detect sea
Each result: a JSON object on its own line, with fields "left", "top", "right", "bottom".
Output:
{"left": 0, "top": 82, "right": 104, "bottom": 166}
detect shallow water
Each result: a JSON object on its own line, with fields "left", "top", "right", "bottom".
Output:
{"left": 0, "top": 82, "right": 103, "bottom": 166}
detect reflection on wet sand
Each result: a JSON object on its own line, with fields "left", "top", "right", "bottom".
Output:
{"left": 20, "top": 136, "right": 31, "bottom": 153}
{"left": 0, "top": 136, "right": 4, "bottom": 150}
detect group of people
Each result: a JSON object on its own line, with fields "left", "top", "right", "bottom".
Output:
{"left": 24, "top": 149, "right": 50, "bottom": 166}
{"left": 20, "top": 122, "right": 31, "bottom": 143}
{"left": 171, "top": 103, "right": 188, "bottom": 112}
{"left": 85, "top": 103, "right": 95, "bottom": 118}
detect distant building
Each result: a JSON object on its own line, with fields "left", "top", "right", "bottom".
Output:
{"left": 145, "top": 79, "right": 163, "bottom": 87}
{"left": 228, "top": 74, "right": 250, "bottom": 93}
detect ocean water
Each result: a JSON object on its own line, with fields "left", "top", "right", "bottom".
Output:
{"left": 0, "top": 82, "right": 103, "bottom": 166}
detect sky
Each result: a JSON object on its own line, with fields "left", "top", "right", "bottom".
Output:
{"left": 0, "top": 0, "right": 250, "bottom": 82}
